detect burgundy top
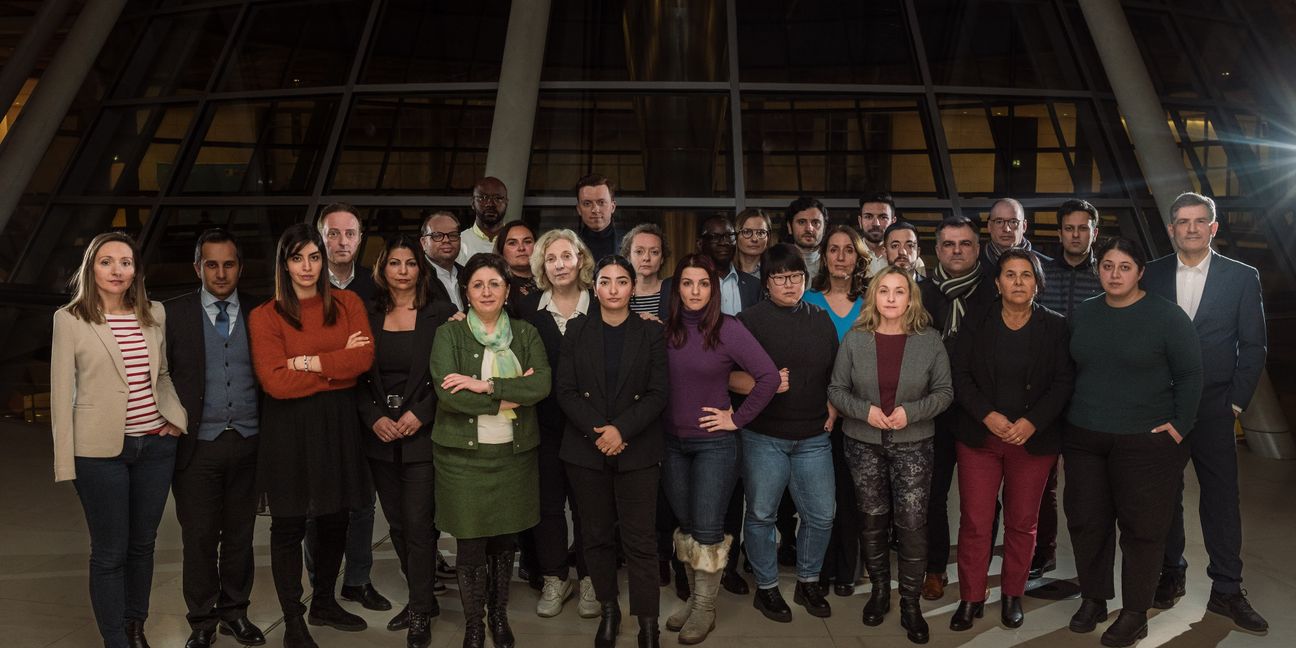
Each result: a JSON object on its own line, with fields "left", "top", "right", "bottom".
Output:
{"left": 876, "top": 332, "right": 907, "bottom": 415}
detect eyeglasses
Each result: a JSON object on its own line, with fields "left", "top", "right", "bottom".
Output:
{"left": 421, "top": 231, "right": 461, "bottom": 243}
{"left": 473, "top": 193, "right": 508, "bottom": 204}
{"left": 768, "top": 273, "right": 805, "bottom": 286}
{"left": 988, "top": 218, "right": 1024, "bottom": 230}
{"left": 701, "top": 232, "right": 737, "bottom": 243}
{"left": 738, "top": 228, "right": 769, "bottom": 240}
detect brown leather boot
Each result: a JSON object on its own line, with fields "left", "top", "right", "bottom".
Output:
{"left": 921, "top": 572, "right": 948, "bottom": 601}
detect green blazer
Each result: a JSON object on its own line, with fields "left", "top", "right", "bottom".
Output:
{"left": 429, "top": 316, "right": 551, "bottom": 452}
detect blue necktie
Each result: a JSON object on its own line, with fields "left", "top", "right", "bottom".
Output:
{"left": 215, "top": 301, "right": 230, "bottom": 340}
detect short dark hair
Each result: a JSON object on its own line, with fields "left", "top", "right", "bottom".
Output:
{"left": 858, "top": 191, "right": 897, "bottom": 215}
{"left": 493, "top": 220, "right": 537, "bottom": 256}
{"left": 785, "top": 196, "right": 827, "bottom": 231}
{"left": 935, "top": 215, "right": 979, "bottom": 239}
{"left": 883, "top": 220, "right": 918, "bottom": 243}
{"left": 1095, "top": 236, "right": 1147, "bottom": 271}
{"left": 697, "top": 213, "right": 733, "bottom": 238}
{"left": 574, "top": 173, "right": 616, "bottom": 200}
{"left": 1057, "top": 199, "right": 1098, "bottom": 226}
{"left": 457, "top": 252, "right": 512, "bottom": 311}
{"left": 193, "top": 228, "right": 242, "bottom": 265}
{"left": 996, "top": 248, "right": 1047, "bottom": 293}
{"left": 759, "top": 243, "right": 808, "bottom": 289}
{"left": 595, "top": 254, "right": 637, "bottom": 287}
{"left": 316, "top": 202, "right": 360, "bottom": 230}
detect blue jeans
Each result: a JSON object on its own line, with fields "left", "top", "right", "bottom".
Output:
{"left": 662, "top": 433, "right": 741, "bottom": 545}
{"left": 741, "top": 430, "right": 835, "bottom": 588}
{"left": 73, "top": 435, "right": 177, "bottom": 648}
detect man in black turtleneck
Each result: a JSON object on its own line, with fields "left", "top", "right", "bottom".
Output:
{"left": 575, "top": 173, "right": 623, "bottom": 261}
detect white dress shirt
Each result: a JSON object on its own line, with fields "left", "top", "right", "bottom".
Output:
{"left": 200, "top": 289, "right": 240, "bottom": 329}
{"left": 1175, "top": 252, "right": 1211, "bottom": 321}
{"left": 719, "top": 265, "right": 743, "bottom": 316}
{"left": 433, "top": 261, "right": 463, "bottom": 310}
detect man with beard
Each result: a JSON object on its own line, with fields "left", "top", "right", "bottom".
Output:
{"left": 458, "top": 176, "right": 509, "bottom": 265}
{"left": 657, "top": 215, "right": 760, "bottom": 320}
{"left": 785, "top": 197, "right": 826, "bottom": 277}
{"left": 859, "top": 192, "right": 926, "bottom": 277}
{"left": 979, "top": 198, "right": 1051, "bottom": 280}
{"left": 883, "top": 221, "right": 922, "bottom": 276}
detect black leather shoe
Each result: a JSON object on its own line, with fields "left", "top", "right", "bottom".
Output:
{"left": 1207, "top": 589, "right": 1268, "bottom": 632}
{"left": 436, "top": 553, "right": 457, "bottom": 579}
{"left": 778, "top": 543, "right": 797, "bottom": 567}
{"left": 793, "top": 581, "right": 832, "bottom": 618}
{"left": 1100, "top": 610, "right": 1147, "bottom": 647}
{"left": 861, "top": 582, "right": 891, "bottom": 626}
{"left": 949, "top": 601, "right": 984, "bottom": 631}
{"left": 595, "top": 600, "right": 621, "bottom": 648}
{"left": 1152, "top": 570, "right": 1185, "bottom": 609}
{"left": 1028, "top": 552, "right": 1057, "bottom": 579}
{"left": 1069, "top": 598, "right": 1109, "bottom": 633}
{"left": 753, "top": 586, "right": 793, "bottom": 622}
{"left": 283, "top": 616, "right": 318, "bottom": 648}
{"left": 308, "top": 598, "right": 367, "bottom": 631}
{"left": 406, "top": 610, "right": 432, "bottom": 648}
{"left": 388, "top": 605, "right": 409, "bottom": 631}
{"left": 722, "top": 568, "right": 750, "bottom": 595}
{"left": 340, "top": 583, "right": 393, "bottom": 611}
{"left": 125, "top": 619, "right": 150, "bottom": 648}
{"left": 834, "top": 582, "right": 855, "bottom": 597}
{"left": 899, "top": 597, "right": 929, "bottom": 644}
{"left": 637, "top": 616, "right": 660, "bottom": 648}
{"left": 1001, "top": 595, "right": 1024, "bottom": 628}
{"left": 218, "top": 616, "right": 266, "bottom": 645}
{"left": 184, "top": 628, "right": 215, "bottom": 648}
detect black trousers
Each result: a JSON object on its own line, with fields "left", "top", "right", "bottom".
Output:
{"left": 567, "top": 462, "right": 661, "bottom": 616}
{"left": 821, "top": 429, "right": 860, "bottom": 584}
{"left": 723, "top": 478, "right": 745, "bottom": 574}
{"left": 537, "top": 432, "right": 587, "bottom": 579}
{"left": 926, "top": 426, "right": 956, "bottom": 573}
{"left": 1063, "top": 425, "right": 1190, "bottom": 612}
{"left": 1035, "top": 464, "right": 1060, "bottom": 559}
{"left": 172, "top": 430, "right": 259, "bottom": 631}
{"left": 270, "top": 511, "right": 348, "bottom": 617}
{"left": 370, "top": 455, "right": 438, "bottom": 613}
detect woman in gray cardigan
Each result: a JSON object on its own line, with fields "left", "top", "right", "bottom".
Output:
{"left": 828, "top": 266, "right": 953, "bottom": 644}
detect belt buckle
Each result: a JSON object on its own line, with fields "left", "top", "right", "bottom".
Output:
{"left": 385, "top": 394, "right": 404, "bottom": 409}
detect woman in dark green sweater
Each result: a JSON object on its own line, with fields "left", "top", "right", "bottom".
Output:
{"left": 1063, "top": 237, "right": 1201, "bottom": 648}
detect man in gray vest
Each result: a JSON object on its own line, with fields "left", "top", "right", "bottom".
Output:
{"left": 166, "top": 229, "right": 265, "bottom": 648}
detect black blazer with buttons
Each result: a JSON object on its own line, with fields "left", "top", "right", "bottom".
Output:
{"left": 949, "top": 301, "right": 1074, "bottom": 456}
{"left": 556, "top": 313, "right": 668, "bottom": 472}
{"left": 356, "top": 300, "right": 458, "bottom": 463}
{"left": 524, "top": 293, "right": 600, "bottom": 441}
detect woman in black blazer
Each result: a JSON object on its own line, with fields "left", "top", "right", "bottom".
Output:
{"left": 356, "top": 236, "right": 457, "bottom": 648}
{"left": 948, "top": 249, "right": 1074, "bottom": 631}
{"left": 558, "top": 255, "right": 669, "bottom": 648}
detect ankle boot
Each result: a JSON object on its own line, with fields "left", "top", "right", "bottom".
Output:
{"left": 283, "top": 616, "right": 318, "bottom": 648}
{"left": 666, "top": 530, "right": 696, "bottom": 632}
{"left": 900, "top": 597, "right": 930, "bottom": 644}
{"left": 950, "top": 600, "right": 984, "bottom": 631}
{"left": 678, "top": 535, "right": 729, "bottom": 645}
{"left": 1001, "top": 595, "right": 1024, "bottom": 628}
{"left": 457, "top": 562, "right": 489, "bottom": 648}
{"left": 595, "top": 600, "right": 621, "bottom": 648}
{"left": 859, "top": 514, "right": 892, "bottom": 626}
{"left": 124, "top": 619, "right": 150, "bottom": 648}
{"left": 1100, "top": 610, "right": 1148, "bottom": 648}
{"left": 406, "top": 610, "right": 431, "bottom": 648}
{"left": 485, "top": 550, "right": 516, "bottom": 648}
{"left": 637, "top": 616, "right": 660, "bottom": 648}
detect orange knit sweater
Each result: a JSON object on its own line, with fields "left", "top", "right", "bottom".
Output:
{"left": 249, "top": 290, "right": 375, "bottom": 400}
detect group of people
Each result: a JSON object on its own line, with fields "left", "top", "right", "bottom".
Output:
{"left": 50, "top": 170, "right": 1269, "bottom": 648}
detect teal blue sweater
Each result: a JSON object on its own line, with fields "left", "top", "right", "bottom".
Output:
{"left": 1067, "top": 293, "right": 1202, "bottom": 436}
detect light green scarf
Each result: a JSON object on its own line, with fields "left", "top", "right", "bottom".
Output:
{"left": 466, "top": 309, "right": 523, "bottom": 419}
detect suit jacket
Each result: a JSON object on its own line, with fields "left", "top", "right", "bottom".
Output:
{"left": 950, "top": 302, "right": 1074, "bottom": 455}
{"left": 164, "top": 290, "right": 265, "bottom": 471}
{"left": 656, "top": 269, "right": 761, "bottom": 321}
{"left": 50, "top": 301, "right": 188, "bottom": 481}
{"left": 524, "top": 293, "right": 600, "bottom": 439}
{"left": 356, "top": 300, "right": 458, "bottom": 463}
{"left": 1142, "top": 251, "right": 1267, "bottom": 415}
{"left": 427, "top": 261, "right": 465, "bottom": 311}
{"left": 827, "top": 326, "right": 953, "bottom": 445}
{"left": 557, "top": 314, "right": 668, "bottom": 472}
{"left": 342, "top": 266, "right": 377, "bottom": 306}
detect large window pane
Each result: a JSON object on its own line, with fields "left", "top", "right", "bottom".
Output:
{"left": 1125, "top": 10, "right": 1202, "bottom": 99}
{"left": 361, "top": 0, "right": 509, "bottom": 84}
{"left": 111, "top": 7, "right": 238, "bottom": 98}
{"left": 529, "top": 94, "right": 733, "bottom": 197}
{"left": 330, "top": 95, "right": 493, "bottom": 193}
{"left": 917, "top": 0, "right": 1085, "bottom": 89}
{"left": 18, "top": 206, "right": 153, "bottom": 290}
{"left": 1179, "top": 18, "right": 1271, "bottom": 106}
{"left": 742, "top": 96, "right": 940, "bottom": 199}
{"left": 217, "top": 0, "right": 369, "bottom": 91}
{"left": 181, "top": 98, "right": 340, "bottom": 195}
{"left": 736, "top": 0, "right": 919, "bottom": 84}
{"left": 0, "top": 302, "right": 58, "bottom": 422}
{"left": 145, "top": 206, "right": 305, "bottom": 296}
{"left": 543, "top": 0, "right": 728, "bottom": 81}
{"left": 60, "top": 105, "right": 195, "bottom": 196}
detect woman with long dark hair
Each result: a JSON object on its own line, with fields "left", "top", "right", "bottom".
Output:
{"left": 249, "top": 223, "right": 375, "bottom": 647}
{"left": 51, "top": 232, "right": 186, "bottom": 648}
{"left": 661, "top": 253, "right": 779, "bottom": 645}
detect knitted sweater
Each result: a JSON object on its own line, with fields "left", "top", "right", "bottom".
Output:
{"left": 249, "top": 291, "right": 374, "bottom": 400}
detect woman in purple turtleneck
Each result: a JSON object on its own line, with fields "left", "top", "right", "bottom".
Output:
{"left": 661, "top": 253, "right": 779, "bottom": 645}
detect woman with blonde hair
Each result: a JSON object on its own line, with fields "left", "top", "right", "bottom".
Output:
{"left": 620, "top": 223, "right": 670, "bottom": 316}
{"left": 828, "top": 266, "right": 953, "bottom": 644}
{"left": 51, "top": 232, "right": 187, "bottom": 648}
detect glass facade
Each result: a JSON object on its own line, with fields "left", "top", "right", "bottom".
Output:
{"left": 0, "top": 0, "right": 1294, "bottom": 417}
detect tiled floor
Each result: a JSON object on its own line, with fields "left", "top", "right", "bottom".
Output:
{"left": 3, "top": 420, "right": 1290, "bottom": 647}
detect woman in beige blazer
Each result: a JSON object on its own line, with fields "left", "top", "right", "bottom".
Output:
{"left": 50, "top": 232, "right": 186, "bottom": 648}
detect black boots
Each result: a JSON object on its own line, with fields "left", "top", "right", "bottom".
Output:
{"left": 1100, "top": 610, "right": 1148, "bottom": 647}
{"left": 1001, "top": 595, "right": 1024, "bottom": 628}
{"left": 282, "top": 616, "right": 318, "bottom": 648}
{"left": 595, "top": 600, "right": 621, "bottom": 648}
{"left": 486, "top": 550, "right": 517, "bottom": 648}
{"left": 859, "top": 514, "right": 892, "bottom": 627}
{"left": 900, "top": 597, "right": 930, "bottom": 644}
{"left": 753, "top": 586, "right": 793, "bottom": 622}
{"left": 406, "top": 610, "right": 432, "bottom": 648}
{"left": 1069, "top": 598, "right": 1109, "bottom": 633}
{"left": 124, "top": 619, "right": 150, "bottom": 648}
{"left": 950, "top": 601, "right": 984, "bottom": 631}
{"left": 457, "top": 562, "right": 490, "bottom": 648}
{"left": 637, "top": 616, "right": 660, "bottom": 648}
{"left": 793, "top": 581, "right": 832, "bottom": 618}
{"left": 308, "top": 597, "right": 367, "bottom": 632}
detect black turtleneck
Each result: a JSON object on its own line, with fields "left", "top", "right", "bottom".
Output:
{"left": 579, "top": 223, "right": 621, "bottom": 261}
{"left": 736, "top": 299, "right": 840, "bottom": 439}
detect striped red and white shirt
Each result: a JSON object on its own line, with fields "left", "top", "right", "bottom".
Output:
{"left": 106, "top": 313, "right": 165, "bottom": 436}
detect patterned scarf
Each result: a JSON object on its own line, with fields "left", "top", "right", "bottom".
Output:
{"left": 932, "top": 261, "right": 984, "bottom": 338}
{"left": 466, "top": 309, "right": 523, "bottom": 419}
{"left": 985, "top": 238, "right": 1033, "bottom": 266}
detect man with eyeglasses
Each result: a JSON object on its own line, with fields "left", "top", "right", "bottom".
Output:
{"left": 736, "top": 208, "right": 773, "bottom": 279}
{"left": 860, "top": 192, "right": 926, "bottom": 278}
{"left": 421, "top": 210, "right": 465, "bottom": 311}
{"left": 980, "top": 198, "right": 1051, "bottom": 280}
{"left": 785, "top": 197, "right": 826, "bottom": 277}
{"left": 318, "top": 202, "right": 377, "bottom": 305}
{"left": 574, "top": 173, "right": 623, "bottom": 261}
{"left": 458, "top": 176, "right": 509, "bottom": 265}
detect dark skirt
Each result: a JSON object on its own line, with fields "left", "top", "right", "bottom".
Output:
{"left": 435, "top": 441, "right": 539, "bottom": 540}
{"left": 257, "top": 389, "right": 372, "bottom": 518}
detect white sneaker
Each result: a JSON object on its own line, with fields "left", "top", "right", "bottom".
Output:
{"left": 577, "top": 576, "right": 600, "bottom": 618}
{"left": 536, "top": 576, "right": 572, "bottom": 617}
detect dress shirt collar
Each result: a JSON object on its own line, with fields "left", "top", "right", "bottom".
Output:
{"left": 328, "top": 263, "right": 357, "bottom": 289}
{"left": 538, "top": 289, "right": 590, "bottom": 317}
{"left": 1176, "top": 251, "right": 1212, "bottom": 275}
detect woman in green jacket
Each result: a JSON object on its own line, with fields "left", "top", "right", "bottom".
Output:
{"left": 430, "top": 252, "right": 551, "bottom": 648}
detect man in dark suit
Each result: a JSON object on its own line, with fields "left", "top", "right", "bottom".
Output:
{"left": 1142, "top": 192, "right": 1268, "bottom": 632}
{"left": 166, "top": 229, "right": 266, "bottom": 648}
{"left": 657, "top": 215, "right": 760, "bottom": 322}
{"left": 420, "top": 209, "right": 465, "bottom": 311}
